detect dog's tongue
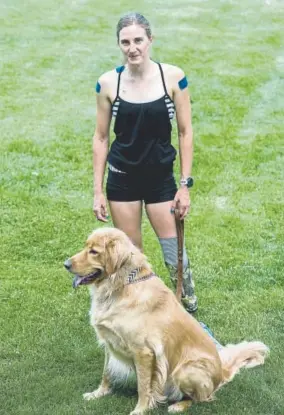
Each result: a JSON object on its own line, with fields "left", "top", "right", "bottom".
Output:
{"left": 72, "top": 275, "right": 82, "bottom": 289}
{"left": 72, "top": 270, "right": 102, "bottom": 288}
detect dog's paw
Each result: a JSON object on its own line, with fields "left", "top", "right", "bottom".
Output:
{"left": 129, "top": 408, "right": 147, "bottom": 415}
{"left": 168, "top": 404, "right": 182, "bottom": 413}
{"left": 168, "top": 400, "right": 193, "bottom": 413}
{"left": 83, "top": 387, "right": 112, "bottom": 400}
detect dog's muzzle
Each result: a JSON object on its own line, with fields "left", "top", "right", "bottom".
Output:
{"left": 64, "top": 259, "right": 102, "bottom": 288}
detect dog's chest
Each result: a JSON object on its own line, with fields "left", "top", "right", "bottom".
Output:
{"left": 90, "top": 300, "right": 130, "bottom": 358}
{"left": 96, "top": 324, "right": 126, "bottom": 350}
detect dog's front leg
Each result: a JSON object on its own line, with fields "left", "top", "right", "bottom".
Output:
{"left": 130, "top": 348, "right": 155, "bottom": 415}
{"left": 84, "top": 348, "right": 112, "bottom": 400}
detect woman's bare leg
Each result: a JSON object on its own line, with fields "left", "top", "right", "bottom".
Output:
{"left": 108, "top": 200, "right": 143, "bottom": 250}
{"left": 145, "top": 200, "right": 177, "bottom": 238}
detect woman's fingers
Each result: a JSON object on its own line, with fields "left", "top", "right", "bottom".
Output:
{"left": 178, "top": 201, "right": 191, "bottom": 220}
{"left": 101, "top": 204, "right": 109, "bottom": 219}
{"left": 93, "top": 200, "right": 109, "bottom": 222}
{"left": 95, "top": 208, "right": 108, "bottom": 222}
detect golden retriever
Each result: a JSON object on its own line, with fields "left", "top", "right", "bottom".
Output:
{"left": 64, "top": 227, "right": 269, "bottom": 415}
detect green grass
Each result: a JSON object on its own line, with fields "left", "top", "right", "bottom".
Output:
{"left": 1, "top": 0, "right": 284, "bottom": 414}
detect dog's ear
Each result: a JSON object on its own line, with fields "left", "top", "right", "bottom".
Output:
{"left": 104, "top": 236, "right": 132, "bottom": 275}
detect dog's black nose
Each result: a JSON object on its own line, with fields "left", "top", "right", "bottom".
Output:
{"left": 64, "top": 259, "right": 72, "bottom": 270}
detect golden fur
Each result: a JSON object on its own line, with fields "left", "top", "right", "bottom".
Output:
{"left": 66, "top": 227, "right": 269, "bottom": 415}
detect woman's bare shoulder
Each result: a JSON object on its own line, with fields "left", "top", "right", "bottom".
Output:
{"left": 98, "top": 68, "right": 119, "bottom": 88}
{"left": 96, "top": 66, "right": 123, "bottom": 99}
{"left": 160, "top": 63, "right": 185, "bottom": 80}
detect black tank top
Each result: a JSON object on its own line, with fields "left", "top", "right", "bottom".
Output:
{"left": 107, "top": 63, "right": 177, "bottom": 173}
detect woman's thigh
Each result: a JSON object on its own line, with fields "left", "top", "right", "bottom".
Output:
{"left": 108, "top": 200, "right": 143, "bottom": 249}
{"left": 145, "top": 200, "right": 177, "bottom": 239}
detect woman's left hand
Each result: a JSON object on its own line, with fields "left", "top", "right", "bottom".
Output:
{"left": 171, "top": 187, "right": 191, "bottom": 220}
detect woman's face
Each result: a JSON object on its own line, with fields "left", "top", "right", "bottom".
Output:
{"left": 118, "top": 24, "right": 152, "bottom": 65}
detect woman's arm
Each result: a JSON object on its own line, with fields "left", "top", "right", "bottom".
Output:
{"left": 171, "top": 67, "right": 193, "bottom": 219}
{"left": 93, "top": 75, "right": 112, "bottom": 221}
{"left": 173, "top": 68, "right": 193, "bottom": 181}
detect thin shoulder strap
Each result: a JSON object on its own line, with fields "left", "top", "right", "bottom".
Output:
{"left": 115, "top": 65, "right": 125, "bottom": 98}
{"left": 157, "top": 63, "right": 168, "bottom": 96}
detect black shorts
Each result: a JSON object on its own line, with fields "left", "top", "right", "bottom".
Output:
{"left": 106, "top": 168, "right": 177, "bottom": 204}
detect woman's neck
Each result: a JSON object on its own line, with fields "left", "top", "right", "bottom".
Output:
{"left": 126, "top": 58, "right": 154, "bottom": 79}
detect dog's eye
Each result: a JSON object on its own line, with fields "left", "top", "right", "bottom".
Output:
{"left": 89, "top": 249, "right": 98, "bottom": 255}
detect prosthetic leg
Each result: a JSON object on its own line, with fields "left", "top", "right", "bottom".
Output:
{"left": 159, "top": 237, "right": 198, "bottom": 313}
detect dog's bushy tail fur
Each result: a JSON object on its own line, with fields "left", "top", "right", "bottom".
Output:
{"left": 218, "top": 341, "right": 269, "bottom": 386}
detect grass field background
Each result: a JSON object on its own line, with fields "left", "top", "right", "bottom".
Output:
{"left": 1, "top": 0, "right": 284, "bottom": 414}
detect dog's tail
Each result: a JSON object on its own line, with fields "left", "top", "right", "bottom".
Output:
{"left": 218, "top": 341, "right": 269, "bottom": 386}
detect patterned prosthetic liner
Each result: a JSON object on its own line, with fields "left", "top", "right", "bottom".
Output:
{"left": 159, "top": 237, "right": 198, "bottom": 312}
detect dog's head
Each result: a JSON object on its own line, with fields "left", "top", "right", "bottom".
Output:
{"left": 64, "top": 227, "right": 136, "bottom": 288}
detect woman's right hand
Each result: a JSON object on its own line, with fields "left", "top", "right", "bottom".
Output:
{"left": 93, "top": 193, "right": 109, "bottom": 222}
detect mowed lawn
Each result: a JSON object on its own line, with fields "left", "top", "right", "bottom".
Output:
{"left": 1, "top": 0, "right": 284, "bottom": 414}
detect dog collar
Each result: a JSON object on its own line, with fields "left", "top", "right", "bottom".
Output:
{"left": 125, "top": 268, "right": 156, "bottom": 286}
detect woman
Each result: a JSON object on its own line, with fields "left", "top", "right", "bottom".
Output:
{"left": 92, "top": 12, "right": 197, "bottom": 312}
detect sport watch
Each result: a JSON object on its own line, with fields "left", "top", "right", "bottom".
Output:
{"left": 180, "top": 177, "right": 194, "bottom": 188}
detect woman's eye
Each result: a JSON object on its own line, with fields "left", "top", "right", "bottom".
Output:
{"left": 89, "top": 249, "right": 98, "bottom": 255}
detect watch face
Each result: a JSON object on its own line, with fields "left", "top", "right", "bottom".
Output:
{"left": 187, "top": 177, "right": 194, "bottom": 188}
